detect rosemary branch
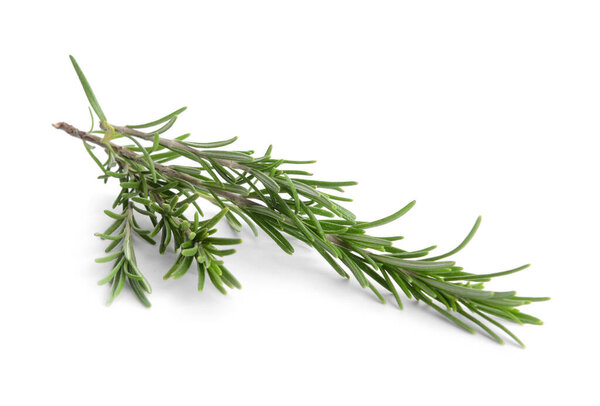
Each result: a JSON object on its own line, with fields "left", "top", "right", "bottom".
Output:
{"left": 55, "top": 56, "right": 549, "bottom": 347}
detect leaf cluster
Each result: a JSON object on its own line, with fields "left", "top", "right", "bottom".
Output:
{"left": 58, "top": 56, "right": 549, "bottom": 347}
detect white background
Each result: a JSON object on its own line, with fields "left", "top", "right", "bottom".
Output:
{"left": 1, "top": 1, "right": 598, "bottom": 405}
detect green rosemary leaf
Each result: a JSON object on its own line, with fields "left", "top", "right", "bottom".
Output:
{"left": 208, "top": 270, "right": 227, "bottom": 295}
{"left": 457, "top": 307, "right": 504, "bottom": 344}
{"left": 82, "top": 141, "right": 106, "bottom": 173}
{"left": 128, "top": 261, "right": 151, "bottom": 293}
{"left": 381, "top": 236, "right": 405, "bottom": 244}
{"left": 367, "top": 282, "right": 386, "bottom": 304}
{"left": 386, "top": 269, "right": 413, "bottom": 299}
{"left": 469, "top": 303, "right": 523, "bottom": 324}
{"left": 283, "top": 174, "right": 301, "bottom": 214}
{"left": 512, "top": 296, "right": 551, "bottom": 302}
{"left": 172, "top": 255, "right": 194, "bottom": 279}
{"left": 512, "top": 311, "right": 543, "bottom": 325}
{"left": 95, "top": 231, "right": 125, "bottom": 241}
{"left": 132, "top": 204, "right": 153, "bottom": 217}
{"left": 444, "top": 264, "right": 531, "bottom": 282}
{"left": 104, "top": 238, "right": 122, "bottom": 253}
{"left": 104, "top": 209, "right": 126, "bottom": 220}
{"left": 208, "top": 248, "right": 237, "bottom": 256}
{"left": 200, "top": 150, "right": 254, "bottom": 163}
{"left": 248, "top": 169, "right": 280, "bottom": 192}
{"left": 120, "top": 181, "right": 140, "bottom": 189}
{"left": 201, "top": 207, "right": 229, "bottom": 230}
{"left": 411, "top": 277, "right": 440, "bottom": 299}
{"left": 69, "top": 55, "right": 107, "bottom": 123}
{"left": 371, "top": 255, "right": 455, "bottom": 272}
{"left": 465, "top": 303, "right": 525, "bottom": 347}
{"left": 245, "top": 205, "right": 285, "bottom": 222}
{"left": 183, "top": 136, "right": 238, "bottom": 149}
{"left": 314, "top": 246, "right": 349, "bottom": 279}
{"left": 205, "top": 238, "right": 243, "bottom": 245}
{"left": 150, "top": 150, "right": 180, "bottom": 163}
{"left": 339, "top": 234, "right": 392, "bottom": 249}
{"left": 414, "top": 276, "right": 498, "bottom": 299}
{"left": 355, "top": 200, "right": 416, "bottom": 229}
{"left": 291, "top": 179, "right": 358, "bottom": 189}
{"left": 381, "top": 268, "right": 403, "bottom": 309}
{"left": 150, "top": 132, "right": 160, "bottom": 153}
{"left": 222, "top": 212, "right": 241, "bottom": 232}
{"left": 387, "top": 247, "right": 435, "bottom": 259}
{"left": 95, "top": 251, "right": 123, "bottom": 263}
{"left": 280, "top": 159, "right": 316, "bottom": 164}
{"left": 249, "top": 214, "right": 294, "bottom": 254}
{"left": 127, "top": 106, "right": 187, "bottom": 129}
{"left": 300, "top": 202, "right": 326, "bottom": 239}
{"left": 122, "top": 134, "right": 157, "bottom": 183}
{"left": 124, "top": 266, "right": 144, "bottom": 281}
{"left": 339, "top": 253, "right": 368, "bottom": 288}
{"left": 87, "top": 106, "right": 95, "bottom": 132}
{"left": 151, "top": 219, "right": 164, "bottom": 238}
{"left": 97, "top": 256, "right": 125, "bottom": 285}
{"left": 106, "top": 171, "right": 127, "bottom": 178}
{"left": 197, "top": 261, "right": 206, "bottom": 291}
{"left": 106, "top": 268, "right": 126, "bottom": 306}
{"left": 210, "top": 159, "right": 237, "bottom": 183}
{"left": 322, "top": 193, "right": 353, "bottom": 202}
{"left": 421, "top": 295, "right": 476, "bottom": 334}
{"left": 270, "top": 192, "right": 314, "bottom": 242}
{"left": 159, "top": 220, "right": 172, "bottom": 254}
{"left": 281, "top": 169, "right": 313, "bottom": 176}
{"left": 182, "top": 246, "right": 198, "bottom": 257}
{"left": 224, "top": 209, "right": 254, "bottom": 237}
{"left": 164, "top": 255, "right": 184, "bottom": 279}
{"left": 425, "top": 216, "right": 482, "bottom": 261}
{"left": 330, "top": 202, "right": 356, "bottom": 222}
{"left": 219, "top": 266, "right": 242, "bottom": 289}
{"left": 129, "top": 279, "right": 152, "bottom": 307}
{"left": 318, "top": 222, "right": 350, "bottom": 234}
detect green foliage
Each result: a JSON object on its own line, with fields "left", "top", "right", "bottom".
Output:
{"left": 94, "top": 201, "right": 152, "bottom": 307}
{"left": 57, "top": 56, "right": 549, "bottom": 347}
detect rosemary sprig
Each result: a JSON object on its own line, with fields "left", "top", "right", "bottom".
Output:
{"left": 55, "top": 56, "right": 549, "bottom": 347}
{"left": 95, "top": 200, "right": 153, "bottom": 306}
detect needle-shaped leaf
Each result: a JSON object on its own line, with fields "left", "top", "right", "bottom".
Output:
{"left": 197, "top": 261, "right": 206, "bottom": 291}
{"left": 220, "top": 266, "right": 242, "bottom": 289}
{"left": 69, "top": 55, "right": 107, "bottom": 123}
{"left": 127, "top": 107, "right": 187, "bottom": 129}
{"left": 371, "top": 255, "right": 455, "bottom": 271}
{"left": 444, "top": 264, "right": 531, "bottom": 282}
{"left": 129, "top": 279, "right": 152, "bottom": 307}
{"left": 106, "top": 267, "right": 125, "bottom": 306}
{"left": 425, "top": 216, "right": 482, "bottom": 261}
{"left": 97, "top": 256, "right": 125, "bottom": 285}
{"left": 95, "top": 251, "right": 123, "bottom": 263}
{"left": 122, "top": 134, "right": 157, "bottom": 183}
{"left": 291, "top": 179, "right": 358, "bottom": 189}
{"left": 82, "top": 141, "right": 106, "bottom": 173}
{"left": 183, "top": 137, "right": 239, "bottom": 149}
{"left": 248, "top": 169, "right": 280, "bottom": 192}
{"left": 355, "top": 200, "right": 416, "bottom": 229}
{"left": 201, "top": 207, "right": 230, "bottom": 230}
